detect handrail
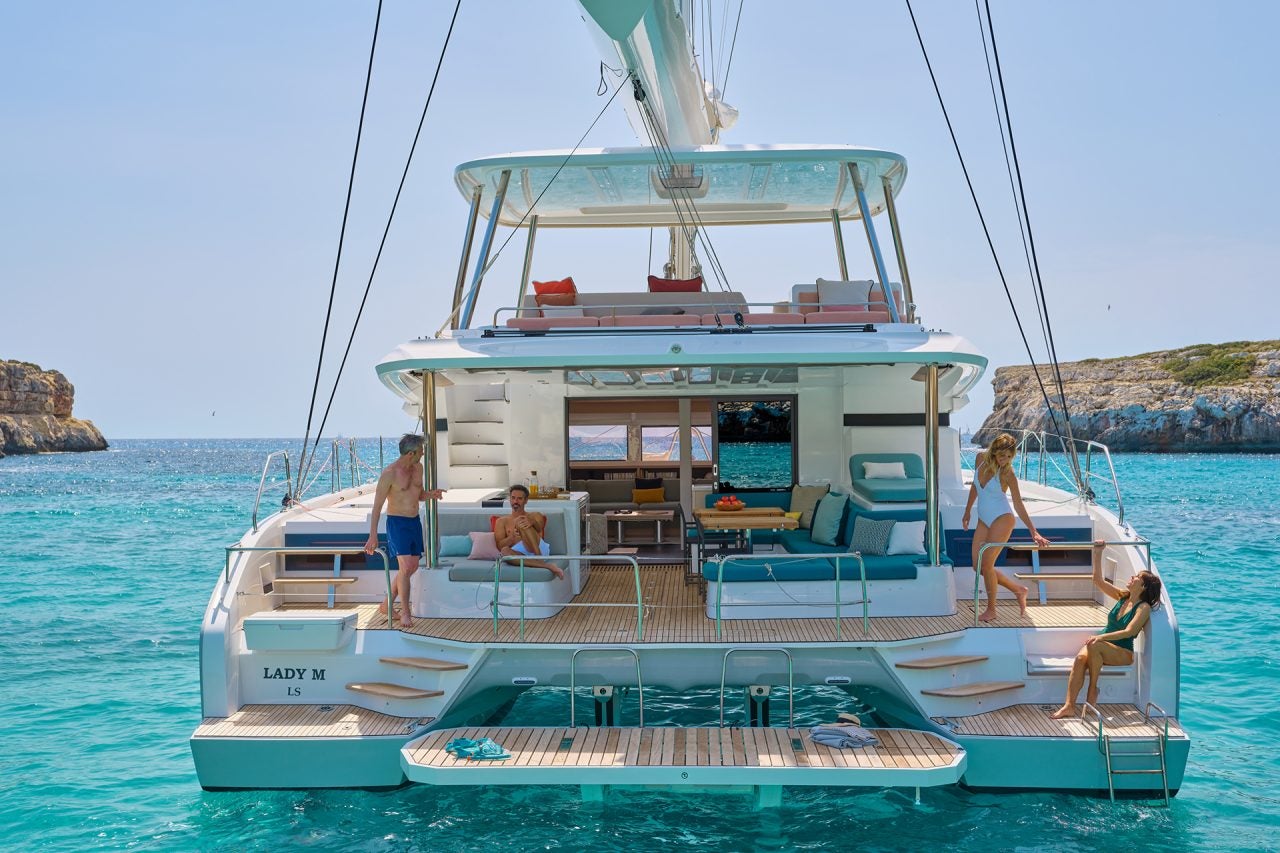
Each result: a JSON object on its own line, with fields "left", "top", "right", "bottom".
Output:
{"left": 1144, "top": 701, "right": 1171, "bottom": 741}
{"left": 971, "top": 539, "right": 1152, "bottom": 626}
{"left": 712, "top": 552, "right": 868, "bottom": 640}
{"left": 719, "top": 648, "right": 794, "bottom": 727}
{"left": 569, "top": 647, "right": 644, "bottom": 728}
{"left": 493, "top": 554, "right": 643, "bottom": 641}
{"left": 251, "top": 450, "right": 292, "bottom": 533}
{"left": 1000, "top": 428, "right": 1127, "bottom": 526}
{"left": 1081, "top": 701, "right": 1106, "bottom": 752}
{"left": 494, "top": 298, "right": 906, "bottom": 326}
{"left": 224, "top": 545, "right": 394, "bottom": 624}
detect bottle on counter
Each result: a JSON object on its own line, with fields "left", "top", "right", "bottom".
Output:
{"left": 529, "top": 470, "right": 539, "bottom": 498}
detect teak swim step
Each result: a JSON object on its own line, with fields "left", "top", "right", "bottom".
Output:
{"left": 895, "top": 654, "right": 989, "bottom": 670}
{"left": 920, "top": 681, "right": 1024, "bottom": 698}
{"left": 380, "top": 657, "right": 469, "bottom": 672}
{"left": 346, "top": 682, "right": 445, "bottom": 699}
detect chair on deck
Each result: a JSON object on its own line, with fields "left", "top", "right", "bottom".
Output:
{"left": 688, "top": 515, "right": 751, "bottom": 590}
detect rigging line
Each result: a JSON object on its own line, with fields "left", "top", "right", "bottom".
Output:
{"left": 902, "top": 0, "right": 1068, "bottom": 453}
{"left": 633, "top": 96, "right": 716, "bottom": 279}
{"left": 973, "top": 0, "right": 1049, "bottom": 363}
{"left": 297, "top": 0, "right": 383, "bottom": 496}
{"left": 297, "top": 0, "right": 464, "bottom": 491}
{"left": 719, "top": 0, "right": 745, "bottom": 102}
{"left": 639, "top": 103, "right": 735, "bottom": 294}
{"left": 438, "top": 72, "right": 633, "bottom": 333}
{"left": 982, "top": 0, "right": 1083, "bottom": 484}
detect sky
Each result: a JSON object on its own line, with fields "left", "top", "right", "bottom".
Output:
{"left": 3, "top": 1, "right": 1277, "bottom": 439}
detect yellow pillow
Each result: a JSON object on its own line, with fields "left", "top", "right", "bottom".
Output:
{"left": 784, "top": 511, "right": 802, "bottom": 521}
{"left": 632, "top": 486, "right": 665, "bottom": 504}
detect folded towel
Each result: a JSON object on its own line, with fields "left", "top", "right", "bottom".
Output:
{"left": 809, "top": 724, "right": 879, "bottom": 749}
{"left": 445, "top": 736, "right": 512, "bottom": 760}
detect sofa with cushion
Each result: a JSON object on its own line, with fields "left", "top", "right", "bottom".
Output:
{"left": 848, "top": 453, "right": 927, "bottom": 503}
{"left": 410, "top": 504, "right": 577, "bottom": 619}
{"left": 702, "top": 492, "right": 955, "bottom": 619}
{"left": 571, "top": 477, "right": 683, "bottom": 514}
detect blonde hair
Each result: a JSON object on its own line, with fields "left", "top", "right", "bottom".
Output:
{"left": 979, "top": 433, "right": 1017, "bottom": 485}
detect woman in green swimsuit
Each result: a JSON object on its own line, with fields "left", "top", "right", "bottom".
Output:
{"left": 1051, "top": 541, "right": 1163, "bottom": 719}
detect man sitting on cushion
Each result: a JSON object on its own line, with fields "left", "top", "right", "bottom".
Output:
{"left": 494, "top": 484, "right": 565, "bottom": 579}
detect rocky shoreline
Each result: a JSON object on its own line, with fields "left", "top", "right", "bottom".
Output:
{"left": 976, "top": 341, "right": 1280, "bottom": 452}
{"left": 0, "top": 361, "right": 107, "bottom": 457}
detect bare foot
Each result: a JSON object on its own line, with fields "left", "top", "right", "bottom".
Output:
{"left": 978, "top": 608, "right": 998, "bottom": 623}
{"left": 399, "top": 611, "right": 413, "bottom": 628}
{"left": 1014, "top": 585, "right": 1029, "bottom": 616}
{"left": 377, "top": 600, "right": 389, "bottom": 616}
{"left": 1050, "top": 704, "right": 1077, "bottom": 719}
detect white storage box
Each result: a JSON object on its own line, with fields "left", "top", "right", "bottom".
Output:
{"left": 242, "top": 610, "right": 357, "bottom": 651}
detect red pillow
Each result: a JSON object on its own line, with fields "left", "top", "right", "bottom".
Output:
{"left": 535, "top": 292, "right": 576, "bottom": 307}
{"left": 533, "top": 277, "right": 577, "bottom": 296}
{"left": 647, "top": 275, "right": 703, "bottom": 293}
{"left": 489, "top": 515, "right": 500, "bottom": 532}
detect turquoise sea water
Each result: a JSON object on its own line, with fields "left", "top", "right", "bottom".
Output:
{"left": 1, "top": 440, "right": 1277, "bottom": 851}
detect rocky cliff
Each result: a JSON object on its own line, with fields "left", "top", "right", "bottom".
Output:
{"left": 977, "top": 341, "right": 1280, "bottom": 452}
{"left": 0, "top": 361, "right": 107, "bottom": 457}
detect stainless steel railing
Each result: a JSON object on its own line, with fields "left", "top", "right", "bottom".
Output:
{"left": 493, "top": 554, "right": 644, "bottom": 641}
{"left": 251, "top": 450, "right": 292, "bottom": 533}
{"left": 712, "top": 552, "right": 869, "bottom": 640}
{"left": 971, "top": 539, "right": 1152, "bottom": 626}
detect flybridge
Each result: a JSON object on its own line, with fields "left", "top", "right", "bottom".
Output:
{"left": 453, "top": 145, "right": 907, "bottom": 227}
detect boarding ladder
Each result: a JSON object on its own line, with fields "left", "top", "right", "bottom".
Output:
{"left": 1084, "top": 701, "right": 1170, "bottom": 805}
{"left": 719, "top": 648, "right": 794, "bottom": 727}
{"left": 568, "top": 647, "right": 645, "bottom": 727}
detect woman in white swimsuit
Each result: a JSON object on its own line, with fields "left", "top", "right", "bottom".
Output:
{"left": 962, "top": 432, "right": 1050, "bottom": 622}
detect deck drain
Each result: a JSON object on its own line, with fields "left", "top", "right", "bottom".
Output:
{"left": 558, "top": 737, "right": 575, "bottom": 750}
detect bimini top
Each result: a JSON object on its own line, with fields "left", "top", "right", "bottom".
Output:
{"left": 453, "top": 144, "right": 907, "bottom": 227}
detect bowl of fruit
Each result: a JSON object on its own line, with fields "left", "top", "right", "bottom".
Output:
{"left": 713, "top": 495, "right": 745, "bottom": 512}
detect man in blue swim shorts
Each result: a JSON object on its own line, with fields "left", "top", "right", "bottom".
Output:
{"left": 494, "top": 484, "right": 565, "bottom": 579}
{"left": 364, "top": 433, "right": 444, "bottom": 627}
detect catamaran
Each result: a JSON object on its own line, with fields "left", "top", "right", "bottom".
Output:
{"left": 191, "top": 0, "right": 1187, "bottom": 804}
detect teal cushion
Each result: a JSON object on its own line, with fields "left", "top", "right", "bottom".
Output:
{"left": 439, "top": 534, "right": 472, "bottom": 557}
{"left": 704, "top": 557, "right": 837, "bottom": 582}
{"left": 849, "top": 516, "right": 895, "bottom": 556}
{"left": 810, "top": 493, "right": 846, "bottom": 546}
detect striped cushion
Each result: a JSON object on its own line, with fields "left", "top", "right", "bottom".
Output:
{"left": 848, "top": 516, "right": 895, "bottom": 556}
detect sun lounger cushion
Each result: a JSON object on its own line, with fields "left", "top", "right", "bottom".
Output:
{"left": 447, "top": 564, "right": 558, "bottom": 582}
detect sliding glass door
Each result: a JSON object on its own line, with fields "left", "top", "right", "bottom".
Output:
{"left": 713, "top": 398, "right": 795, "bottom": 490}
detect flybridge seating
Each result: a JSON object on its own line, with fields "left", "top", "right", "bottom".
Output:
{"left": 501, "top": 280, "right": 910, "bottom": 331}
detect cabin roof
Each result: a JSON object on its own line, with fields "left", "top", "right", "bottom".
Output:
{"left": 453, "top": 144, "right": 907, "bottom": 227}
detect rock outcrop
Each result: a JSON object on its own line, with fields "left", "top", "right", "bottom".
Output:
{"left": 0, "top": 361, "right": 107, "bottom": 457}
{"left": 977, "top": 341, "right": 1280, "bottom": 452}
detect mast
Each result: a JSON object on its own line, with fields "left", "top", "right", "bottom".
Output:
{"left": 578, "top": 0, "right": 737, "bottom": 278}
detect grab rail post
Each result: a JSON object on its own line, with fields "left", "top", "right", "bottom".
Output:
{"left": 570, "top": 646, "right": 644, "bottom": 727}
{"left": 719, "top": 647, "right": 794, "bottom": 727}
{"left": 251, "top": 450, "right": 292, "bottom": 533}
{"left": 492, "top": 554, "right": 644, "bottom": 640}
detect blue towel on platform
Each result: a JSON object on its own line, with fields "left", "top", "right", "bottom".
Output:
{"left": 809, "top": 724, "right": 879, "bottom": 749}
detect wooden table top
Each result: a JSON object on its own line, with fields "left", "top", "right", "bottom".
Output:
{"left": 695, "top": 507, "right": 787, "bottom": 518}
{"left": 695, "top": 510, "right": 798, "bottom": 531}
{"left": 604, "top": 509, "right": 676, "bottom": 520}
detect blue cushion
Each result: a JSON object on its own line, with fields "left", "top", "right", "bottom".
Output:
{"left": 704, "top": 557, "right": 837, "bottom": 582}
{"left": 778, "top": 528, "right": 842, "bottom": 554}
{"left": 439, "top": 534, "right": 472, "bottom": 557}
{"left": 850, "top": 478, "right": 927, "bottom": 503}
{"left": 810, "top": 493, "right": 846, "bottom": 546}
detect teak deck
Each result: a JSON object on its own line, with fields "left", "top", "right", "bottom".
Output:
{"left": 401, "top": 725, "right": 966, "bottom": 788}
{"left": 330, "top": 563, "right": 1108, "bottom": 644}
{"left": 947, "top": 703, "right": 1185, "bottom": 739}
{"left": 194, "top": 703, "right": 431, "bottom": 738}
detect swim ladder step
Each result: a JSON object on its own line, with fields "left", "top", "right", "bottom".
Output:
{"left": 380, "top": 656, "right": 469, "bottom": 672}
{"left": 895, "top": 654, "right": 989, "bottom": 670}
{"left": 271, "top": 577, "right": 359, "bottom": 585}
{"left": 346, "top": 682, "right": 444, "bottom": 699}
{"left": 920, "top": 680, "right": 1024, "bottom": 698}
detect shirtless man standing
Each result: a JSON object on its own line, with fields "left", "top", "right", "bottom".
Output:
{"left": 364, "top": 433, "right": 444, "bottom": 627}
{"left": 493, "top": 484, "right": 564, "bottom": 579}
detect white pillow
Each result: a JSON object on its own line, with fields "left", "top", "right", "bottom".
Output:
{"left": 863, "top": 461, "right": 907, "bottom": 479}
{"left": 886, "top": 520, "right": 927, "bottom": 555}
{"left": 816, "top": 278, "right": 874, "bottom": 308}
{"left": 540, "top": 306, "right": 586, "bottom": 318}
